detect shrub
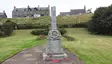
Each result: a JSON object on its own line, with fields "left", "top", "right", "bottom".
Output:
{"left": 31, "top": 29, "right": 48, "bottom": 35}
{"left": 58, "top": 23, "right": 87, "bottom": 28}
{"left": 17, "top": 24, "right": 27, "bottom": 29}
{"left": 0, "top": 31, "right": 5, "bottom": 37}
{"left": 31, "top": 28, "right": 66, "bottom": 36}
{"left": 17, "top": 23, "right": 86, "bottom": 29}
{"left": 36, "top": 35, "right": 46, "bottom": 40}
{"left": 63, "top": 35, "right": 75, "bottom": 41}
{"left": 2, "top": 20, "right": 13, "bottom": 36}
{"left": 5, "top": 20, "right": 17, "bottom": 30}
{"left": 0, "top": 20, "right": 14, "bottom": 37}
{"left": 59, "top": 28, "right": 67, "bottom": 35}
{"left": 17, "top": 24, "right": 49, "bottom": 29}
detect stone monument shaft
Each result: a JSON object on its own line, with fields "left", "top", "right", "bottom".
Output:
{"left": 51, "top": 6, "right": 57, "bottom": 30}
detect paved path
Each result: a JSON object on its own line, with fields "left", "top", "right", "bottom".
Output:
{"left": 2, "top": 45, "right": 84, "bottom": 64}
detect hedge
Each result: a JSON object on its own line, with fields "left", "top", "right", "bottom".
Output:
{"left": 17, "top": 24, "right": 49, "bottom": 29}
{"left": 16, "top": 22, "right": 86, "bottom": 29}
{"left": 31, "top": 28, "right": 66, "bottom": 36}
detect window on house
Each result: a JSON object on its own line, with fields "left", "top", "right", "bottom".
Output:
{"left": 34, "top": 7, "right": 38, "bottom": 11}
{"left": 24, "top": 9, "right": 26, "bottom": 11}
{"left": 28, "top": 8, "right": 32, "bottom": 11}
{"left": 32, "top": 15, "right": 34, "bottom": 16}
{"left": 41, "top": 14, "right": 44, "bottom": 16}
{"left": 16, "top": 10, "right": 18, "bottom": 11}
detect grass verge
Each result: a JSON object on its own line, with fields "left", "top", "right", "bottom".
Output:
{"left": 0, "top": 29, "right": 46, "bottom": 63}
{"left": 62, "top": 28, "right": 112, "bottom": 64}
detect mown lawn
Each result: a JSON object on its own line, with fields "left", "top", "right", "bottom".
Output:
{"left": 1, "top": 28, "right": 112, "bottom": 64}
{"left": 0, "top": 30, "right": 46, "bottom": 63}
{"left": 62, "top": 28, "right": 112, "bottom": 64}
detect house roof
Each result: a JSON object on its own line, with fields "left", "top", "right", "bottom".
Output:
{"left": 60, "top": 12, "right": 70, "bottom": 16}
{"left": 0, "top": 12, "right": 4, "bottom": 15}
{"left": 0, "top": 12, "right": 7, "bottom": 18}
{"left": 70, "top": 9, "right": 85, "bottom": 15}
{"left": 13, "top": 7, "right": 49, "bottom": 12}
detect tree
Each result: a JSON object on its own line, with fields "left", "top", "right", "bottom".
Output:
{"left": 88, "top": 4, "right": 112, "bottom": 35}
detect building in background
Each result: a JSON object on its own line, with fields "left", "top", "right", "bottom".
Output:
{"left": 60, "top": 12, "right": 70, "bottom": 16}
{"left": 60, "top": 5, "right": 86, "bottom": 16}
{"left": 12, "top": 5, "right": 50, "bottom": 18}
{"left": 0, "top": 11, "right": 7, "bottom": 18}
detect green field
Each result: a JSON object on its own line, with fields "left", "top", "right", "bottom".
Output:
{"left": 0, "top": 30, "right": 46, "bottom": 63}
{"left": 62, "top": 28, "right": 112, "bottom": 64}
{"left": 0, "top": 14, "right": 92, "bottom": 24}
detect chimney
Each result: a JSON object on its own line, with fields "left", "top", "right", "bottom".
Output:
{"left": 14, "top": 6, "right": 16, "bottom": 9}
{"left": 28, "top": 5, "right": 30, "bottom": 8}
{"left": 38, "top": 5, "right": 40, "bottom": 10}
{"left": 28, "top": 5, "right": 32, "bottom": 11}
{"left": 48, "top": 5, "right": 50, "bottom": 8}
{"left": 84, "top": 5, "right": 86, "bottom": 13}
{"left": 48, "top": 5, "right": 50, "bottom": 10}
{"left": 48, "top": 5, "right": 50, "bottom": 16}
{"left": 3, "top": 10, "right": 5, "bottom": 13}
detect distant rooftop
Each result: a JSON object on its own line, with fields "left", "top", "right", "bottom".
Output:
{"left": 60, "top": 12, "right": 70, "bottom": 16}
{"left": 13, "top": 5, "right": 50, "bottom": 12}
{"left": 60, "top": 5, "right": 86, "bottom": 16}
{"left": 70, "top": 9, "right": 86, "bottom": 15}
{"left": 0, "top": 12, "right": 4, "bottom": 15}
{"left": 0, "top": 11, "right": 7, "bottom": 18}
{"left": 12, "top": 5, "right": 50, "bottom": 18}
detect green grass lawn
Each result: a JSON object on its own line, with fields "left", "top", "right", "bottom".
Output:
{"left": 1, "top": 28, "right": 112, "bottom": 64}
{"left": 62, "top": 28, "right": 112, "bottom": 64}
{"left": 0, "top": 30, "right": 46, "bottom": 63}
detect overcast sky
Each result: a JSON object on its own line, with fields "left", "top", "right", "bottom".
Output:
{"left": 0, "top": 0, "right": 112, "bottom": 18}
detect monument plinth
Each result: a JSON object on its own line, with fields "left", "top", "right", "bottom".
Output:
{"left": 43, "top": 6, "right": 67, "bottom": 60}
